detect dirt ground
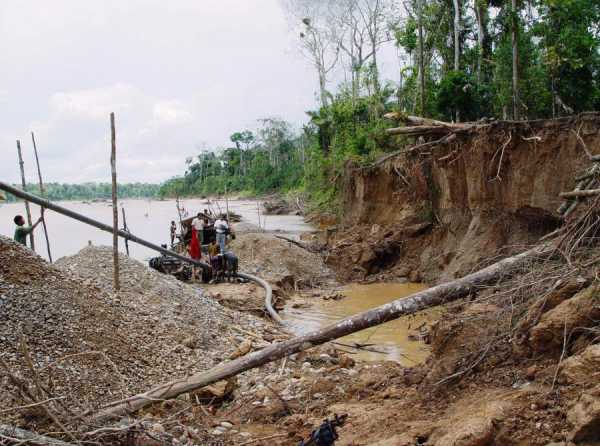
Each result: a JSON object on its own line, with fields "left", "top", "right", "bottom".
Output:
{"left": 1, "top": 216, "right": 599, "bottom": 445}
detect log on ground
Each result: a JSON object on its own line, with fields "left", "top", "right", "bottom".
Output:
{"left": 89, "top": 242, "right": 552, "bottom": 423}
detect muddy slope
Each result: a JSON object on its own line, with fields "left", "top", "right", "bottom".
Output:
{"left": 330, "top": 113, "right": 600, "bottom": 282}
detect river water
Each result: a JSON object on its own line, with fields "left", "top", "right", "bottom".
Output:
{"left": 283, "top": 282, "right": 441, "bottom": 365}
{"left": 0, "top": 198, "right": 312, "bottom": 262}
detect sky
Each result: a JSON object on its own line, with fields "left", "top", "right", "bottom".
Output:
{"left": 0, "top": 1, "right": 400, "bottom": 184}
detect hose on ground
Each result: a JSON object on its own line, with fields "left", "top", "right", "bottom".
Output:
{"left": 237, "top": 272, "right": 285, "bottom": 325}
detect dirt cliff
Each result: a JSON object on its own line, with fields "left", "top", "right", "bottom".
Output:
{"left": 328, "top": 113, "right": 600, "bottom": 282}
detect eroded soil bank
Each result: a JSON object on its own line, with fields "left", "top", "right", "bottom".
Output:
{"left": 321, "top": 113, "right": 600, "bottom": 284}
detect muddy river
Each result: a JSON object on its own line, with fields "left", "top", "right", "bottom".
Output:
{"left": 0, "top": 198, "right": 312, "bottom": 262}
{"left": 283, "top": 282, "right": 442, "bottom": 365}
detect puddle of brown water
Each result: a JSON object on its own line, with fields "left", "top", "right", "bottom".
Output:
{"left": 283, "top": 282, "right": 442, "bottom": 365}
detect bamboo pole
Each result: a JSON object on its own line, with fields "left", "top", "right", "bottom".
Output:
{"left": 121, "top": 206, "right": 130, "bottom": 256}
{"left": 225, "top": 182, "right": 230, "bottom": 222}
{"left": 31, "top": 132, "right": 53, "bottom": 262}
{"left": 16, "top": 140, "right": 35, "bottom": 250}
{"left": 110, "top": 113, "right": 120, "bottom": 291}
{"left": 89, "top": 242, "right": 553, "bottom": 422}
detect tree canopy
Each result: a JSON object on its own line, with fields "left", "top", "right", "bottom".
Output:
{"left": 162, "top": 0, "right": 600, "bottom": 209}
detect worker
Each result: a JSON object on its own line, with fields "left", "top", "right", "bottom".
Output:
{"left": 208, "top": 239, "right": 221, "bottom": 283}
{"left": 191, "top": 212, "right": 204, "bottom": 244}
{"left": 170, "top": 221, "right": 177, "bottom": 246}
{"left": 208, "top": 238, "right": 220, "bottom": 258}
{"left": 14, "top": 214, "right": 43, "bottom": 247}
{"left": 214, "top": 214, "right": 229, "bottom": 254}
{"left": 201, "top": 217, "right": 210, "bottom": 246}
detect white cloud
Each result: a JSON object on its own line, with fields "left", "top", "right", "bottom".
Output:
{"left": 152, "top": 101, "right": 193, "bottom": 125}
{"left": 49, "top": 84, "right": 145, "bottom": 121}
{"left": 0, "top": 0, "right": 399, "bottom": 185}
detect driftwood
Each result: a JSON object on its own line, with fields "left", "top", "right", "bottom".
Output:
{"left": 560, "top": 188, "right": 600, "bottom": 199}
{"left": 89, "top": 243, "right": 552, "bottom": 422}
{"left": 0, "top": 424, "right": 72, "bottom": 446}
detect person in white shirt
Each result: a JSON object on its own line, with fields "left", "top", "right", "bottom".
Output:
{"left": 191, "top": 213, "right": 205, "bottom": 245}
{"left": 214, "top": 215, "right": 229, "bottom": 254}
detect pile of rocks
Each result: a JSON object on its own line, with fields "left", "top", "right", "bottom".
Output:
{"left": 0, "top": 237, "right": 275, "bottom": 428}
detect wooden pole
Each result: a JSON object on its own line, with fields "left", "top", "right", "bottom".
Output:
{"left": 110, "top": 113, "right": 120, "bottom": 291}
{"left": 225, "top": 182, "right": 230, "bottom": 222}
{"left": 121, "top": 206, "right": 130, "bottom": 256}
{"left": 89, "top": 242, "right": 553, "bottom": 422}
{"left": 31, "top": 132, "right": 53, "bottom": 263}
{"left": 16, "top": 140, "right": 35, "bottom": 251}
{"left": 256, "top": 201, "right": 262, "bottom": 230}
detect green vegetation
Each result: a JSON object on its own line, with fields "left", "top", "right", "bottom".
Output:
{"left": 162, "top": 0, "right": 600, "bottom": 210}
{"left": 3, "top": 183, "right": 160, "bottom": 203}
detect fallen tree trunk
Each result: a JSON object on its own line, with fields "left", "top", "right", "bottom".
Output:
{"left": 383, "top": 113, "right": 455, "bottom": 128}
{"left": 0, "top": 424, "right": 71, "bottom": 446}
{"left": 89, "top": 242, "right": 552, "bottom": 423}
{"left": 559, "top": 188, "right": 600, "bottom": 199}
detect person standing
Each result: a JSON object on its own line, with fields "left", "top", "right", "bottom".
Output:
{"left": 170, "top": 221, "right": 177, "bottom": 246}
{"left": 188, "top": 226, "right": 202, "bottom": 281}
{"left": 14, "top": 214, "right": 43, "bottom": 247}
{"left": 214, "top": 214, "right": 229, "bottom": 255}
{"left": 191, "top": 212, "right": 205, "bottom": 245}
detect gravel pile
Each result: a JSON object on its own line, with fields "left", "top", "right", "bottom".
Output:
{"left": 230, "top": 233, "right": 332, "bottom": 287}
{"left": 0, "top": 237, "right": 273, "bottom": 427}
